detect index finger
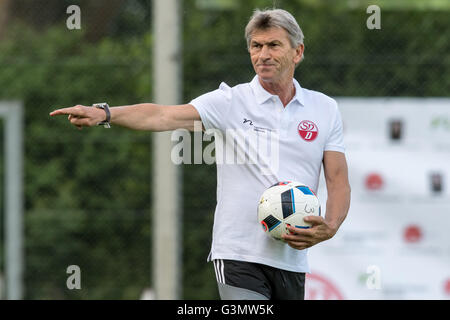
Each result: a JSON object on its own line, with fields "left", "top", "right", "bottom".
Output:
{"left": 303, "top": 215, "right": 325, "bottom": 225}
{"left": 49, "top": 107, "right": 79, "bottom": 117}
{"left": 286, "top": 224, "right": 313, "bottom": 236}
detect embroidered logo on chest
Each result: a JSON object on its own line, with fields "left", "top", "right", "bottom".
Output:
{"left": 298, "top": 120, "right": 318, "bottom": 141}
{"left": 243, "top": 118, "right": 273, "bottom": 133}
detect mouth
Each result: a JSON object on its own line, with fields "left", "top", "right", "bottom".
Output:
{"left": 257, "top": 64, "right": 276, "bottom": 70}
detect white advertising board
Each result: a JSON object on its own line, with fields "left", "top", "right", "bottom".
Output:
{"left": 307, "top": 98, "right": 450, "bottom": 300}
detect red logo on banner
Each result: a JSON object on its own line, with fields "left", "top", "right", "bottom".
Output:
{"left": 365, "top": 173, "right": 384, "bottom": 190}
{"left": 305, "top": 272, "right": 344, "bottom": 300}
{"left": 403, "top": 225, "right": 422, "bottom": 243}
{"left": 444, "top": 279, "right": 450, "bottom": 295}
{"left": 298, "top": 120, "right": 318, "bottom": 141}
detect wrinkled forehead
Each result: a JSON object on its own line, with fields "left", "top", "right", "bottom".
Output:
{"left": 249, "top": 26, "right": 290, "bottom": 44}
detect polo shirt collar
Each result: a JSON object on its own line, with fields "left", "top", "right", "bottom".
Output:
{"left": 250, "top": 75, "right": 305, "bottom": 107}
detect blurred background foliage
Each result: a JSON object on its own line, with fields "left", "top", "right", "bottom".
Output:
{"left": 0, "top": 0, "right": 448, "bottom": 299}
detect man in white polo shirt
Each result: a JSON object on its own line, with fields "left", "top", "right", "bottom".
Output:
{"left": 50, "top": 8, "right": 351, "bottom": 300}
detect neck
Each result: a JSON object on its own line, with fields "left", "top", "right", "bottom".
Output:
{"left": 258, "top": 76, "right": 295, "bottom": 107}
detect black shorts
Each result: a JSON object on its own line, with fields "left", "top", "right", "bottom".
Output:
{"left": 213, "top": 259, "right": 305, "bottom": 300}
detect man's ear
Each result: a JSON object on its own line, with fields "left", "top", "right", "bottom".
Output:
{"left": 293, "top": 43, "right": 304, "bottom": 64}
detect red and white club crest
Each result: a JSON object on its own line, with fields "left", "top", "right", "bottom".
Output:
{"left": 298, "top": 120, "right": 318, "bottom": 141}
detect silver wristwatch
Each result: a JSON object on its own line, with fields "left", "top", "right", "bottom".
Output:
{"left": 92, "top": 102, "right": 111, "bottom": 128}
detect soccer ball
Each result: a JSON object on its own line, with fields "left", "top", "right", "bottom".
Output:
{"left": 257, "top": 181, "right": 321, "bottom": 241}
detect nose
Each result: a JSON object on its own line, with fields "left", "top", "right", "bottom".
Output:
{"left": 259, "top": 45, "right": 271, "bottom": 61}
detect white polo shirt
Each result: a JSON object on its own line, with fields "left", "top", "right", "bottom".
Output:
{"left": 190, "top": 75, "right": 345, "bottom": 272}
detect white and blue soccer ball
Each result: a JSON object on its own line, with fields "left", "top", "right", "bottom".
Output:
{"left": 257, "top": 181, "right": 321, "bottom": 241}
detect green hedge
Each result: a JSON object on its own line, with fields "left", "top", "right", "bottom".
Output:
{"left": 0, "top": 24, "right": 153, "bottom": 299}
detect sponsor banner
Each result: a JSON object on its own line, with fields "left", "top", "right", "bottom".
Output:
{"left": 308, "top": 98, "right": 450, "bottom": 300}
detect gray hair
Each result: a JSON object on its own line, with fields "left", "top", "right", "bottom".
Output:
{"left": 245, "top": 8, "right": 305, "bottom": 49}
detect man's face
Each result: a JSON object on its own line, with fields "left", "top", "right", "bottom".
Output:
{"left": 249, "top": 27, "right": 304, "bottom": 84}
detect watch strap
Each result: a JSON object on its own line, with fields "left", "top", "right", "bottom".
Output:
{"left": 92, "top": 103, "right": 111, "bottom": 128}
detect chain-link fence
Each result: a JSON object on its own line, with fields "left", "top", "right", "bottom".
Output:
{"left": 0, "top": 0, "right": 448, "bottom": 299}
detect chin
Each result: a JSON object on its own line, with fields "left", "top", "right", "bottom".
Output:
{"left": 258, "top": 74, "right": 277, "bottom": 84}
{"left": 257, "top": 71, "right": 275, "bottom": 81}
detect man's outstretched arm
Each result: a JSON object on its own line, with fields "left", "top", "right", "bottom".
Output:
{"left": 49, "top": 103, "right": 201, "bottom": 131}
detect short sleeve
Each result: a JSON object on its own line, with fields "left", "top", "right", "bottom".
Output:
{"left": 189, "top": 82, "right": 232, "bottom": 131}
{"left": 324, "top": 100, "right": 346, "bottom": 153}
